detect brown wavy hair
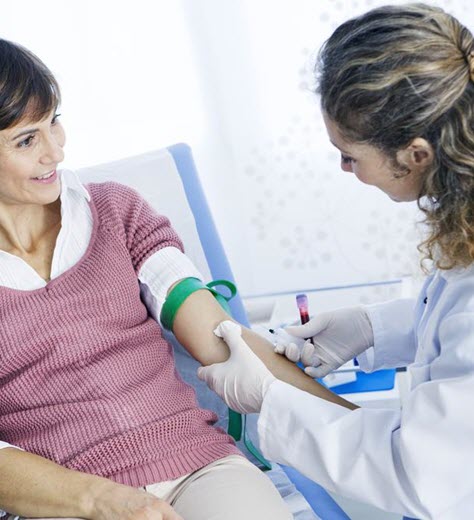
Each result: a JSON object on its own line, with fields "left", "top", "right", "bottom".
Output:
{"left": 0, "top": 39, "right": 60, "bottom": 130}
{"left": 315, "top": 3, "right": 474, "bottom": 270}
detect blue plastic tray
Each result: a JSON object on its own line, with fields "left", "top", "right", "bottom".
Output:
{"left": 331, "top": 368, "right": 396, "bottom": 394}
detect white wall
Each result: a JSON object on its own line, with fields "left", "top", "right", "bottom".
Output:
{"left": 1, "top": 0, "right": 471, "bottom": 297}
{"left": 0, "top": 1, "right": 208, "bottom": 166}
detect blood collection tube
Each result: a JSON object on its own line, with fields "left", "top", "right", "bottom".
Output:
{"left": 296, "top": 293, "right": 314, "bottom": 344}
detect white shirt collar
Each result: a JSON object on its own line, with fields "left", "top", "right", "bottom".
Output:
{"left": 60, "top": 169, "right": 91, "bottom": 202}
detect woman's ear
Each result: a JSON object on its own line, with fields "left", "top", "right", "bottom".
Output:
{"left": 396, "top": 138, "right": 434, "bottom": 174}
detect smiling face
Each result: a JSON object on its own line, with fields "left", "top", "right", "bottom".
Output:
{"left": 323, "top": 112, "right": 432, "bottom": 202}
{"left": 0, "top": 106, "right": 65, "bottom": 208}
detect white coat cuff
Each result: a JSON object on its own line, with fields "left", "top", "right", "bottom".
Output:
{"left": 356, "top": 301, "right": 391, "bottom": 372}
{"left": 258, "top": 380, "right": 350, "bottom": 461}
{"left": 357, "top": 299, "right": 416, "bottom": 372}
{"left": 138, "top": 247, "right": 203, "bottom": 326}
{"left": 356, "top": 346, "right": 376, "bottom": 372}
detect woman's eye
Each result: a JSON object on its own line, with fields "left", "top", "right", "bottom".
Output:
{"left": 18, "top": 135, "right": 35, "bottom": 148}
{"left": 341, "top": 154, "right": 354, "bottom": 164}
{"left": 51, "top": 113, "right": 61, "bottom": 125}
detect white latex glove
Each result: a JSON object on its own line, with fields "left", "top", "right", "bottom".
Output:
{"left": 278, "top": 306, "right": 374, "bottom": 378}
{"left": 197, "top": 320, "right": 276, "bottom": 414}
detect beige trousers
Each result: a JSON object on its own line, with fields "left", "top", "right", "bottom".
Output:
{"left": 11, "top": 455, "right": 292, "bottom": 520}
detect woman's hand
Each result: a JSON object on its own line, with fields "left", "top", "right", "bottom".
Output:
{"left": 89, "top": 480, "right": 183, "bottom": 520}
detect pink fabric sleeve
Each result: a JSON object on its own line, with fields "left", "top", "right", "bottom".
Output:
{"left": 112, "top": 182, "right": 184, "bottom": 273}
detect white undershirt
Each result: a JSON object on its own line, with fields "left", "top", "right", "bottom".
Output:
{"left": 0, "top": 169, "right": 202, "bottom": 454}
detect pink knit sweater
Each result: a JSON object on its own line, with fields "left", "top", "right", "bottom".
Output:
{"left": 0, "top": 181, "right": 239, "bottom": 486}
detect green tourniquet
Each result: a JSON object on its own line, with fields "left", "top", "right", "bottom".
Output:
{"left": 160, "top": 277, "right": 236, "bottom": 331}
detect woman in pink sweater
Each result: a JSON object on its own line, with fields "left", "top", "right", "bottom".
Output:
{"left": 0, "top": 39, "right": 351, "bottom": 520}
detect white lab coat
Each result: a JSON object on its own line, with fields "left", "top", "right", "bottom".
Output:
{"left": 258, "top": 266, "right": 474, "bottom": 519}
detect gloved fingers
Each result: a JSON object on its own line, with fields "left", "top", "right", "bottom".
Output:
{"left": 213, "top": 320, "right": 242, "bottom": 341}
{"left": 214, "top": 320, "right": 259, "bottom": 360}
{"left": 300, "top": 340, "right": 321, "bottom": 367}
{"left": 214, "top": 320, "right": 272, "bottom": 373}
{"left": 272, "top": 327, "right": 305, "bottom": 348}
{"left": 285, "top": 313, "right": 330, "bottom": 339}
{"left": 300, "top": 340, "right": 348, "bottom": 368}
{"left": 283, "top": 342, "right": 301, "bottom": 363}
{"left": 197, "top": 364, "right": 214, "bottom": 383}
{"left": 315, "top": 342, "right": 347, "bottom": 368}
{"left": 199, "top": 322, "right": 242, "bottom": 384}
{"left": 304, "top": 363, "right": 334, "bottom": 379}
{"left": 272, "top": 328, "right": 304, "bottom": 358}
{"left": 197, "top": 362, "right": 228, "bottom": 386}
{"left": 273, "top": 342, "right": 286, "bottom": 355}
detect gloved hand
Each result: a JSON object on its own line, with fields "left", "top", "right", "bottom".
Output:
{"left": 277, "top": 306, "right": 374, "bottom": 378}
{"left": 197, "top": 320, "right": 276, "bottom": 414}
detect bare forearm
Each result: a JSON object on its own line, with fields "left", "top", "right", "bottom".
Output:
{"left": 173, "top": 290, "right": 357, "bottom": 411}
{"left": 0, "top": 447, "right": 108, "bottom": 518}
{"left": 241, "top": 327, "right": 358, "bottom": 410}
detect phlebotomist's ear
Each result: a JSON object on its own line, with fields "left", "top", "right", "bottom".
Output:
{"left": 396, "top": 137, "right": 434, "bottom": 176}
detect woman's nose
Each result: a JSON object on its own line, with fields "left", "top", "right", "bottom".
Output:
{"left": 340, "top": 161, "right": 353, "bottom": 173}
{"left": 40, "top": 134, "right": 65, "bottom": 165}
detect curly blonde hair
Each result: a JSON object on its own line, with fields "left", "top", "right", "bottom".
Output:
{"left": 316, "top": 3, "right": 474, "bottom": 270}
